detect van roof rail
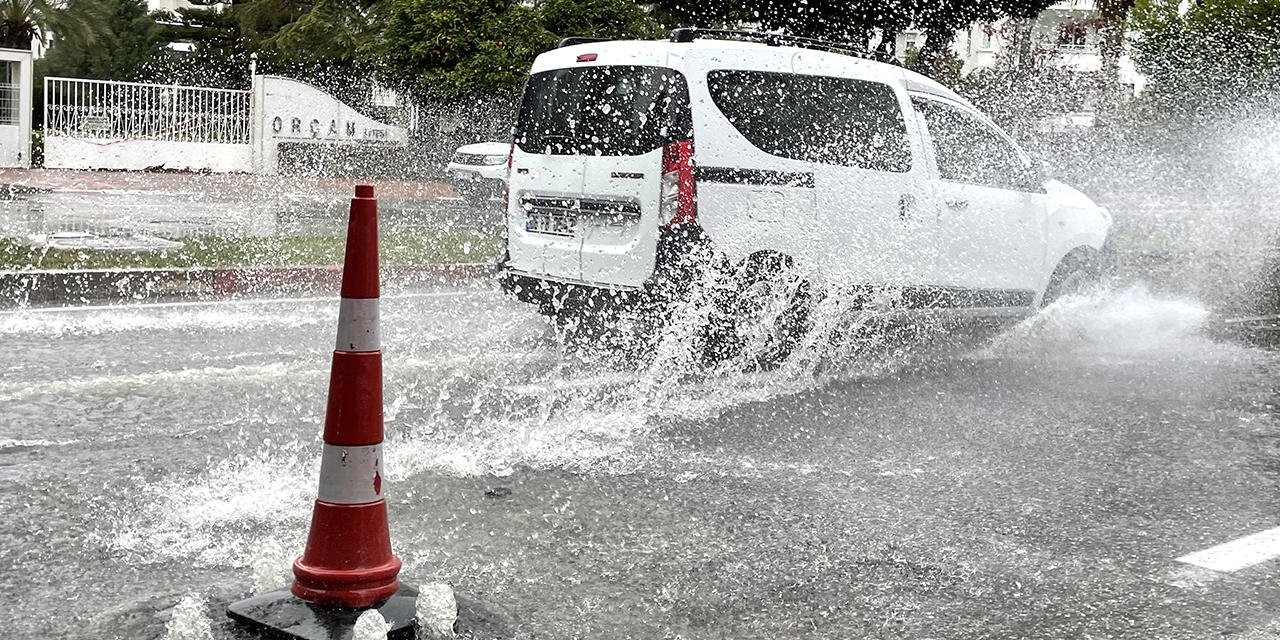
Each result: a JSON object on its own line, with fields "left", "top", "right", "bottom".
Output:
{"left": 557, "top": 37, "right": 611, "bottom": 48}
{"left": 669, "top": 28, "right": 873, "bottom": 59}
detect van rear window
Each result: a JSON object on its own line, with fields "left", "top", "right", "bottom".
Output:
{"left": 707, "top": 70, "right": 911, "bottom": 173}
{"left": 516, "top": 66, "right": 691, "bottom": 156}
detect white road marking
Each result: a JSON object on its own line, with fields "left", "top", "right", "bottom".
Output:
{"left": 0, "top": 290, "right": 474, "bottom": 315}
{"left": 1176, "top": 525, "right": 1280, "bottom": 573}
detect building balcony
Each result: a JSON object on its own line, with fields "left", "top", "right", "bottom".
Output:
{"left": 1048, "top": 0, "right": 1097, "bottom": 11}
{"left": 1036, "top": 45, "right": 1103, "bottom": 72}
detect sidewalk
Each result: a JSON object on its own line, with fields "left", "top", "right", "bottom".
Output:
{"left": 0, "top": 167, "right": 495, "bottom": 244}
{"left": 0, "top": 262, "right": 496, "bottom": 307}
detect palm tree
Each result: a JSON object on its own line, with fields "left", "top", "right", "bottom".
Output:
{"left": 0, "top": 0, "right": 94, "bottom": 52}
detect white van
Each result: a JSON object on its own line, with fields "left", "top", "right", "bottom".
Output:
{"left": 498, "top": 30, "right": 1110, "bottom": 353}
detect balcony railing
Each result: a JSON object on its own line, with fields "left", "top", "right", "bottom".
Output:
{"left": 1048, "top": 0, "right": 1097, "bottom": 11}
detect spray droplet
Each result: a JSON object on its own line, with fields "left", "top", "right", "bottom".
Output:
{"left": 353, "top": 609, "right": 392, "bottom": 640}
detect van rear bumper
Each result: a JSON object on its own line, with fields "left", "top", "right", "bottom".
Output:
{"left": 498, "top": 266, "right": 644, "bottom": 316}
{"left": 498, "top": 226, "right": 710, "bottom": 315}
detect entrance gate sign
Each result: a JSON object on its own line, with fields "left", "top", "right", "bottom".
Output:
{"left": 252, "top": 76, "right": 409, "bottom": 174}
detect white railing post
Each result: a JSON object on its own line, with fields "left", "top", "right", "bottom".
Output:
{"left": 41, "top": 76, "right": 47, "bottom": 137}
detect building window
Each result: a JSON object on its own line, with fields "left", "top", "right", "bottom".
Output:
{"left": 1057, "top": 23, "right": 1088, "bottom": 47}
{"left": 0, "top": 62, "right": 19, "bottom": 126}
{"left": 980, "top": 25, "right": 993, "bottom": 49}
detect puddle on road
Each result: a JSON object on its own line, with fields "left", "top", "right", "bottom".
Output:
{"left": 81, "top": 283, "right": 1270, "bottom": 585}
{"left": 0, "top": 303, "right": 329, "bottom": 338}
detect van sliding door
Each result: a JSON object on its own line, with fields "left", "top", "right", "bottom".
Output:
{"left": 702, "top": 68, "right": 930, "bottom": 286}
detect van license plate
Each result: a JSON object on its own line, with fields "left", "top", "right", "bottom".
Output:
{"left": 526, "top": 211, "right": 576, "bottom": 237}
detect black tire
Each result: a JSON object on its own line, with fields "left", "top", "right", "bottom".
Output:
{"left": 703, "top": 253, "right": 813, "bottom": 370}
{"left": 1042, "top": 248, "right": 1103, "bottom": 307}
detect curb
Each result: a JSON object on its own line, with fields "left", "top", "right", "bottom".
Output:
{"left": 0, "top": 263, "right": 495, "bottom": 307}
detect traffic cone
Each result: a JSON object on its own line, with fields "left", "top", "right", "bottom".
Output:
{"left": 227, "top": 184, "right": 418, "bottom": 640}
{"left": 291, "top": 182, "right": 400, "bottom": 608}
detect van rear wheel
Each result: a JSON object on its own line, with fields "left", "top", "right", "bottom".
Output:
{"left": 702, "top": 254, "right": 813, "bottom": 371}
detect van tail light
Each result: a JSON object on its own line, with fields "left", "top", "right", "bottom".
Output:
{"left": 660, "top": 140, "right": 697, "bottom": 227}
{"left": 503, "top": 140, "right": 514, "bottom": 212}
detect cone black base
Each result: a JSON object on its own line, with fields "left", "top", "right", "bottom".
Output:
{"left": 227, "top": 584, "right": 419, "bottom": 640}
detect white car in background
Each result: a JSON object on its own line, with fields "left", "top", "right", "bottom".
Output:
{"left": 498, "top": 29, "right": 1111, "bottom": 365}
{"left": 446, "top": 141, "right": 509, "bottom": 206}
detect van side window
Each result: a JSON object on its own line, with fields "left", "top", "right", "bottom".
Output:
{"left": 707, "top": 70, "right": 911, "bottom": 173}
{"left": 911, "top": 97, "right": 1033, "bottom": 191}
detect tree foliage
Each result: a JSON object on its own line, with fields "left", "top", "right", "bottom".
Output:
{"left": 243, "top": 0, "right": 382, "bottom": 67}
{"left": 36, "top": 0, "right": 164, "bottom": 80}
{"left": 1130, "top": 0, "right": 1280, "bottom": 113}
{"left": 147, "top": 5, "right": 252, "bottom": 87}
{"left": 21, "top": 0, "right": 1111, "bottom": 98}
{"left": 0, "top": 0, "right": 95, "bottom": 51}
{"left": 539, "top": 0, "right": 661, "bottom": 41}
{"left": 375, "top": 0, "right": 555, "bottom": 98}
{"left": 655, "top": 0, "right": 1058, "bottom": 78}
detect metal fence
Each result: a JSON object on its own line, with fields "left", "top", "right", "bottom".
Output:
{"left": 44, "top": 77, "right": 252, "bottom": 144}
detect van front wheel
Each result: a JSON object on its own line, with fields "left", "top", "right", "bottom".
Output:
{"left": 1042, "top": 247, "right": 1103, "bottom": 307}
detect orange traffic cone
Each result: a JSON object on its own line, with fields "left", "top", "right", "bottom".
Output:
{"left": 292, "top": 183, "right": 400, "bottom": 608}
{"left": 227, "top": 184, "right": 418, "bottom": 639}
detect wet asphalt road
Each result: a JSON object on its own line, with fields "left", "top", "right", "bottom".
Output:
{"left": 1, "top": 280, "right": 1279, "bottom": 639}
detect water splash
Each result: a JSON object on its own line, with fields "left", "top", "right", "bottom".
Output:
{"left": 982, "top": 284, "right": 1215, "bottom": 360}
{"left": 0, "top": 437, "right": 80, "bottom": 450}
{"left": 377, "top": 272, "right": 949, "bottom": 484}
{"left": 90, "top": 283, "right": 1023, "bottom": 571}
{"left": 415, "top": 583, "right": 459, "bottom": 638}
{"left": 104, "top": 446, "right": 314, "bottom": 568}
{"left": 0, "top": 362, "right": 306, "bottom": 402}
{"left": 353, "top": 609, "right": 392, "bottom": 640}
{"left": 249, "top": 538, "right": 296, "bottom": 593}
{"left": 162, "top": 594, "right": 214, "bottom": 640}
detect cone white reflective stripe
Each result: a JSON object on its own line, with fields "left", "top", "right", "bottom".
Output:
{"left": 316, "top": 443, "right": 385, "bottom": 505}
{"left": 335, "top": 298, "right": 380, "bottom": 352}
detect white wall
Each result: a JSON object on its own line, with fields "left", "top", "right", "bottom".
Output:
{"left": 0, "top": 125, "right": 27, "bottom": 166}
{"left": 0, "top": 48, "right": 31, "bottom": 168}
{"left": 44, "top": 137, "right": 252, "bottom": 172}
